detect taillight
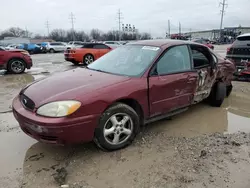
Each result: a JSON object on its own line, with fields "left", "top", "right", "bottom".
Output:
{"left": 227, "top": 47, "right": 231, "bottom": 52}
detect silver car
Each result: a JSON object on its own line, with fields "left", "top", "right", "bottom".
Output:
{"left": 46, "top": 42, "right": 67, "bottom": 53}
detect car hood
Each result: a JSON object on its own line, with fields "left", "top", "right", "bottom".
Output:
{"left": 23, "top": 68, "right": 130, "bottom": 108}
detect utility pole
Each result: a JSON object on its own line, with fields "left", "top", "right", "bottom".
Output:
{"left": 45, "top": 20, "right": 50, "bottom": 37}
{"left": 219, "top": 0, "right": 227, "bottom": 40}
{"left": 179, "top": 22, "right": 181, "bottom": 36}
{"left": 168, "top": 20, "right": 171, "bottom": 38}
{"left": 117, "top": 9, "right": 123, "bottom": 41}
{"left": 69, "top": 12, "right": 76, "bottom": 41}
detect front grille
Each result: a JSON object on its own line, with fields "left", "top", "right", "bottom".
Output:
{"left": 20, "top": 94, "right": 35, "bottom": 111}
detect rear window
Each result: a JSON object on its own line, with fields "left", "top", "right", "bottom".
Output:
{"left": 234, "top": 36, "right": 250, "bottom": 46}
{"left": 237, "top": 36, "right": 250, "bottom": 41}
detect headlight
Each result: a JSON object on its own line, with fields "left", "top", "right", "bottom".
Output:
{"left": 36, "top": 100, "right": 81, "bottom": 117}
{"left": 21, "top": 51, "right": 30, "bottom": 56}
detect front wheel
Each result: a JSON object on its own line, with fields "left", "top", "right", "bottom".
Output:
{"left": 94, "top": 103, "right": 140, "bottom": 151}
{"left": 7, "top": 59, "right": 26, "bottom": 74}
{"left": 49, "top": 48, "right": 55, "bottom": 53}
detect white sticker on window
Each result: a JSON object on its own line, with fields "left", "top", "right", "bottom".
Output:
{"left": 142, "top": 46, "right": 160, "bottom": 51}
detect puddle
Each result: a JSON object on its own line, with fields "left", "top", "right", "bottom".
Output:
{"left": 0, "top": 113, "right": 36, "bottom": 187}
{"left": 146, "top": 91, "right": 250, "bottom": 137}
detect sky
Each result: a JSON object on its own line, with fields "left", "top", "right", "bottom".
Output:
{"left": 0, "top": 0, "right": 249, "bottom": 37}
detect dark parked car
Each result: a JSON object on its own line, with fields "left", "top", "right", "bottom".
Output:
{"left": 226, "top": 33, "right": 250, "bottom": 78}
{"left": 17, "top": 43, "right": 42, "bottom": 54}
{"left": 12, "top": 40, "right": 235, "bottom": 151}
{"left": 0, "top": 47, "right": 32, "bottom": 73}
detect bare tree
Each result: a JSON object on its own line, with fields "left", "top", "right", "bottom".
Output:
{"left": 90, "top": 29, "right": 102, "bottom": 41}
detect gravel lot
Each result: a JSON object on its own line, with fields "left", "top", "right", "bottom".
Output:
{"left": 1, "top": 46, "right": 250, "bottom": 188}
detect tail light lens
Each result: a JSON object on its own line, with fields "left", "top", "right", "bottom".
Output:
{"left": 227, "top": 47, "right": 231, "bottom": 53}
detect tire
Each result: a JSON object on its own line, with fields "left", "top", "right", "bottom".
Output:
{"left": 83, "top": 54, "right": 94, "bottom": 65}
{"left": 94, "top": 103, "right": 140, "bottom": 151}
{"left": 209, "top": 82, "right": 226, "bottom": 107}
{"left": 226, "top": 84, "right": 233, "bottom": 97}
{"left": 7, "top": 59, "right": 26, "bottom": 74}
{"left": 49, "top": 48, "right": 55, "bottom": 53}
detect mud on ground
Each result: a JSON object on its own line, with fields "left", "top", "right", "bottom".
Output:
{"left": 0, "top": 81, "right": 250, "bottom": 188}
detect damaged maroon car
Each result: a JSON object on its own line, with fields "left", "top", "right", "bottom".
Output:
{"left": 12, "top": 40, "right": 235, "bottom": 151}
{"left": 226, "top": 33, "right": 250, "bottom": 79}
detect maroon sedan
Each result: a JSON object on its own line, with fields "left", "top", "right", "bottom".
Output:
{"left": 12, "top": 40, "right": 235, "bottom": 151}
{"left": 0, "top": 47, "right": 32, "bottom": 74}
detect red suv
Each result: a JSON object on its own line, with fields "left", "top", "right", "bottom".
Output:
{"left": 0, "top": 47, "right": 32, "bottom": 74}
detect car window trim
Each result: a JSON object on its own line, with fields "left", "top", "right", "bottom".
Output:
{"left": 188, "top": 44, "right": 212, "bottom": 69}
{"left": 149, "top": 44, "right": 193, "bottom": 77}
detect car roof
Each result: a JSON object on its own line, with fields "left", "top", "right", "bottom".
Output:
{"left": 128, "top": 39, "right": 199, "bottom": 49}
{"left": 237, "top": 33, "right": 250, "bottom": 38}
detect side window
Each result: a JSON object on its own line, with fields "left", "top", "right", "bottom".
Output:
{"left": 156, "top": 45, "right": 191, "bottom": 75}
{"left": 191, "top": 46, "right": 211, "bottom": 68}
{"left": 82, "top": 44, "right": 94, "bottom": 48}
{"left": 93, "top": 44, "right": 110, "bottom": 49}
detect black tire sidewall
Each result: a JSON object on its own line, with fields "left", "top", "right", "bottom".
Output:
{"left": 94, "top": 103, "right": 140, "bottom": 151}
{"left": 8, "top": 59, "right": 26, "bottom": 74}
{"left": 210, "top": 82, "right": 226, "bottom": 107}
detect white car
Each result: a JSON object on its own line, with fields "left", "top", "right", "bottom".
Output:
{"left": 66, "top": 41, "right": 85, "bottom": 49}
{"left": 5, "top": 44, "right": 17, "bottom": 50}
{"left": 46, "top": 42, "right": 67, "bottom": 53}
{"left": 103, "top": 41, "right": 122, "bottom": 48}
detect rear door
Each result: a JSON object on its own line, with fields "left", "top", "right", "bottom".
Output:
{"left": 149, "top": 45, "right": 198, "bottom": 116}
{"left": 189, "top": 44, "right": 216, "bottom": 103}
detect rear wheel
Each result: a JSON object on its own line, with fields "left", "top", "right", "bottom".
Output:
{"left": 83, "top": 54, "right": 94, "bottom": 65}
{"left": 7, "top": 59, "right": 26, "bottom": 74}
{"left": 94, "top": 103, "right": 140, "bottom": 151}
{"left": 226, "top": 84, "right": 233, "bottom": 97}
{"left": 209, "top": 82, "right": 226, "bottom": 107}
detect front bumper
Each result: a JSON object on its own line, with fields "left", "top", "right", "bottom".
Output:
{"left": 12, "top": 96, "right": 99, "bottom": 145}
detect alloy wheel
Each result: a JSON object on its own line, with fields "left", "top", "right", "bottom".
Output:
{"left": 11, "top": 60, "right": 25, "bottom": 73}
{"left": 103, "top": 113, "right": 133, "bottom": 145}
{"left": 84, "top": 55, "right": 94, "bottom": 64}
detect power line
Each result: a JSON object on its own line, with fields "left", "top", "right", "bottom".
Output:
{"left": 219, "top": 0, "right": 227, "bottom": 38}
{"left": 45, "top": 20, "right": 50, "bottom": 37}
{"left": 69, "top": 12, "right": 76, "bottom": 40}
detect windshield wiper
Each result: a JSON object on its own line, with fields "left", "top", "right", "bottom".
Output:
{"left": 84, "top": 66, "right": 108, "bottom": 73}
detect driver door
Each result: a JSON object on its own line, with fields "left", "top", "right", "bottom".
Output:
{"left": 149, "top": 45, "right": 198, "bottom": 116}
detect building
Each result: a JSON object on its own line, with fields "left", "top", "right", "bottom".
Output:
{"left": 0, "top": 37, "right": 30, "bottom": 45}
{"left": 0, "top": 37, "right": 55, "bottom": 45}
{"left": 186, "top": 26, "right": 250, "bottom": 40}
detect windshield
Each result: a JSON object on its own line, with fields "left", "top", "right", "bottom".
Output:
{"left": 87, "top": 45, "right": 160, "bottom": 77}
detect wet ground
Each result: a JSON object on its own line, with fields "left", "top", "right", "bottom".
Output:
{"left": 1, "top": 46, "right": 250, "bottom": 188}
